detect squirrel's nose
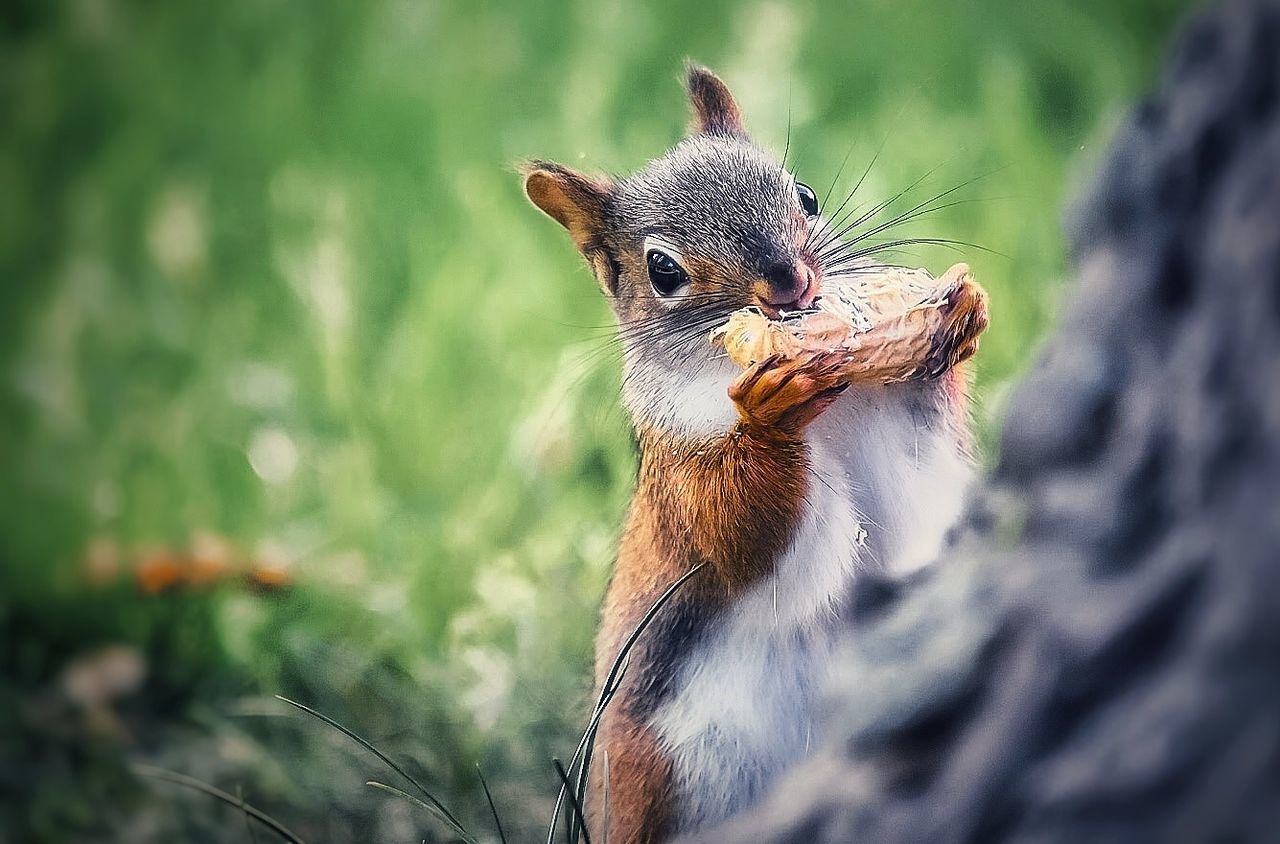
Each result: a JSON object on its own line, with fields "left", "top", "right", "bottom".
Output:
{"left": 757, "top": 260, "right": 819, "bottom": 312}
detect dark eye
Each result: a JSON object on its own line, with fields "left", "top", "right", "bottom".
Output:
{"left": 646, "top": 249, "right": 688, "bottom": 297}
{"left": 796, "top": 182, "right": 819, "bottom": 217}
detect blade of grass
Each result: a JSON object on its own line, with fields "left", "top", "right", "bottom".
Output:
{"left": 601, "top": 751, "right": 610, "bottom": 844}
{"left": 553, "top": 758, "right": 592, "bottom": 844}
{"left": 238, "top": 784, "right": 261, "bottom": 844}
{"left": 547, "top": 563, "right": 705, "bottom": 844}
{"left": 274, "top": 695, "right": 468, "bottom": 837}
{"left": 366, "top": 781, "right": 476, "bottom": 843}
{"left": 475, "top": 764, "right": 509, "bottom": 844}
{"left": 133, "top": 764, "right": 305, "bottom": 844}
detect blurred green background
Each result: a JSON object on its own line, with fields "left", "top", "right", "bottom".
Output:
{"left": 1, "top": 0, "right": 1190, "bottom": 840}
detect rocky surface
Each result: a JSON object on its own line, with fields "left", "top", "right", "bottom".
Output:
{"left": 695, "top": 0, "right": 1280, "bottom": 840}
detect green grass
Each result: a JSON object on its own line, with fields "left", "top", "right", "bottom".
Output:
{"left": 1, "top": 0, "right": 1191, "bottom": 840}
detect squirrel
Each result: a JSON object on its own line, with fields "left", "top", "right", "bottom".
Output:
{"left": 523, "top": 65, "right": 988, "bottom": 843}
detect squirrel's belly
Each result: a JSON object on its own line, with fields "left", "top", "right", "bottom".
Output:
{"left": 648, "top": 590, "right": 847, "bottom": 834}
{"left": 647, "top": 387, "right": 971, "bottom": 834}
{"left": 649, "top": 439, "right": 864, "bottom": 834}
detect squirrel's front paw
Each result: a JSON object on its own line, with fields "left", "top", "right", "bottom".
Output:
{"left": 729, "top": 351, "right": 851, "bottom": 433}
{"left": 923, "top": 277, "right": 990, "bottom": 378}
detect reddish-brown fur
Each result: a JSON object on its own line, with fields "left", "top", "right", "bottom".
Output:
{"left": 590, "top": 711, "right": 675, "bottom": 844}
{"left": 525, "top": 65, "right": 989, "bottom": 843}
{"left": 589, "top": 351, "right": 841, "bottom": 842}
{"left": 587, "top": 313, "right": 985, "bottom": 843}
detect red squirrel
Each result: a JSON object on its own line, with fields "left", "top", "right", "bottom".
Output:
{"left": 523, "top": 65, "right": 987, "bottom": 843}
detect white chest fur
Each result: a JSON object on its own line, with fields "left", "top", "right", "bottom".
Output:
{"left": 650, "top": 385, "right": 973, "bottom": 833}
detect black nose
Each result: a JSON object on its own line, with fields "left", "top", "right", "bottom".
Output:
{"left": 762, "top": 263, "right": 803, "bottom": 307}
{"left": 760, "top": 260, "right": 814, "bottom": 307}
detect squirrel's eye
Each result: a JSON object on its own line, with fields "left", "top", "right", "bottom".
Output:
{"left": 646, "top": 249, "right": 688, "bottom": 297}
{"left": 796, "top": 182, "right": 819, "bottom": 217}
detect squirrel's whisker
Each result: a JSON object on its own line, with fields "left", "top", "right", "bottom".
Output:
{"left": 815, "top": 172, "right": 1001, "bottom": 262}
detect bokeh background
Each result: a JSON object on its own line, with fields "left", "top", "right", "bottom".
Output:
{"left": 1, "top": 0, "right": 1193, "bottom": 840}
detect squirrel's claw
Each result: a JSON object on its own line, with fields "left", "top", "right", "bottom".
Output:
{"left": 729, "top": 350, "right": 852, "bottom": 433}
{"left": 729, "top": 276, "right": 988, "bottom": 431}
{"left": 924, "top": 277, "right": 990, "bottom": 378}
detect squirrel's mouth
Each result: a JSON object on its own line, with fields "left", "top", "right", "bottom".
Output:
{"left": 757, "top": 272, "right": 821, "bottom": 320}
{"left": 793, "top": 272, "right": 821, "bottom": 310}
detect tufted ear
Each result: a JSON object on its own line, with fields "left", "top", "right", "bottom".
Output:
{"left": 685, "top": 63, "right": 745, "bottom": 137}
{"left": 522, "top": 160, "right": 617, "bottom": 290}
{"left": 522, "top": 160, "right": 613, "bottom": 253}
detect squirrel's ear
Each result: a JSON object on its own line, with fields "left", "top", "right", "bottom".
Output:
{"left": 685, "top": 64, "right": 745, "bottom": 137}
{"left": 522, "top": 161, "right": 612, "bottom": 255}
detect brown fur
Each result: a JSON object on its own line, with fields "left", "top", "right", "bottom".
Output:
{"left": 584, "top": 302, "right": 987, "bottom": 842}
{"left": 926, "top": 275, "right": 990, "bottom": 379}
{"left": 685, "top": 64, "right": 745, "bottom": 137}
{"left": 525, "top": 64, "right": 990, "bottom": 844}
{"left": 586, "top": 347, "right": 866, "bottom": 841}
{"left": 590, "top": 711, "right": 675, "bottom": 844}
{"left": 931, "top": 278, "right": 989, "bottom": 458}
{"left": 521, "top": 161, "right": 612, "bottom": 280}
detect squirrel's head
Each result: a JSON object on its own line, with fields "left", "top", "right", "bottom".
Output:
{"left": 523, "top": 64, "right": 829, "bottom": 434}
